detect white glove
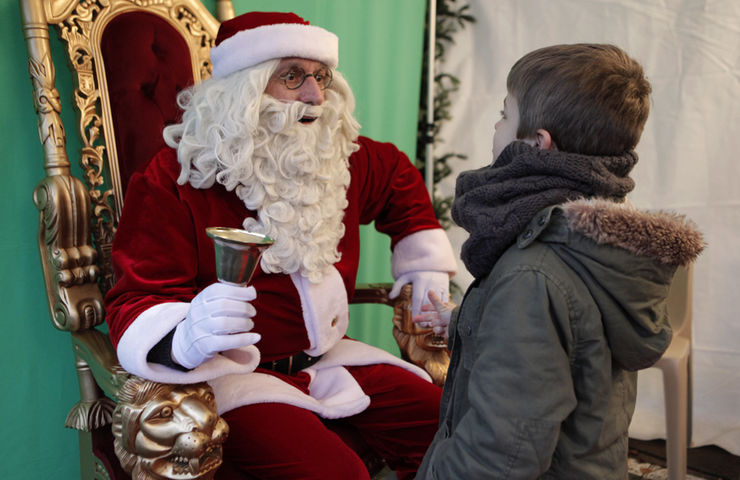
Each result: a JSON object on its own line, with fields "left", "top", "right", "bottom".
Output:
{"left": 413, "top": 290, "right": 456, "bottom": 339}
{"left": 389, "top": 270, "right": 450, "bottom": 317}
{"left": 172, "top": 282, "right": 261, "bottom": 369}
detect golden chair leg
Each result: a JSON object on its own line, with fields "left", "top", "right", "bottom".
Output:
{"left": 65, "top": 353, "right": 115, "bottom": 432}
{"left": 66, "top": 353, "right": 117, "bottom": 479}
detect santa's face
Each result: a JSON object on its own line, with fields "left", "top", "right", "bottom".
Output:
{"left": 265, "top": 57, "right": 328, "bottom": 109}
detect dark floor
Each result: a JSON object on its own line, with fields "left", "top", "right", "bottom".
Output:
{"left": 374, "top": 438, "right": 740, "bottom": 480}
{"left": 629, "top": 438, "right": 740, "bottom": 480}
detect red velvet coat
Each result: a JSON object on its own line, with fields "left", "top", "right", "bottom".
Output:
{"left": 104, "top": 136, "right": 455, "bottom": 416}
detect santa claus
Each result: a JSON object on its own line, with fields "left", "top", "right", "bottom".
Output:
{"left": 105, "top": 10, "right": 456, "bottom": 480}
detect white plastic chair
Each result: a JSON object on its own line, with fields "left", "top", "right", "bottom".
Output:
{"left": 653, "top": 263, "right": 694, "bottom": 480}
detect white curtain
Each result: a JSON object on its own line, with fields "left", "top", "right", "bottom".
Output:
{"left": 438, "top": 0, "right": 740, "bottom": 454}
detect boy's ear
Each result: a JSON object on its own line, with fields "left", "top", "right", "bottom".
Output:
{"left": 534, "top": 129, "right": 558, "bottom": 150}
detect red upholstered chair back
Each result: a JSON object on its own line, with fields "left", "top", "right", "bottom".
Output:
{"left": 101, "top": 12, "right": 195, "bottom": 195}
{"left": 21, "top": 0, "right": 220, "bottom": 292}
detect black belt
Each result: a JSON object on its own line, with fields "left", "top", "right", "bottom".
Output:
{"left": 258, "top": 351, "right": 322, "bottom": 376}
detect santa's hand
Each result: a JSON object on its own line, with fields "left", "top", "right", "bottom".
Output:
{"left": 389, "top": 270, "right": 450, "bottom": 317}
{"left": 172, "top": 282, "right": 261, "bottom": 369}
{"left": 413, "top": 290, "right": 456, "bottom": 339}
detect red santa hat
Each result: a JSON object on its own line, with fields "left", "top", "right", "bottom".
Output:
{"left": 210, "top": 11, "right": 339, "bottom": 79}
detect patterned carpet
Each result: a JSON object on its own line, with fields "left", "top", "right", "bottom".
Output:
{"left": 628, "top": 456, "right": 713, "bottom": 480}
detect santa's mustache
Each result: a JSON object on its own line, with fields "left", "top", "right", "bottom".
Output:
{"left": 261, "top": 97, "right": 324, "bottom": 133}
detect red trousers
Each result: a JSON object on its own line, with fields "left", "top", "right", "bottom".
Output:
{"left": 216, "top": 363, "right": 442, "bottom": 480}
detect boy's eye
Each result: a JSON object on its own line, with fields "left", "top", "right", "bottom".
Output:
{"left": 499, "top": 110, "right": 507, "bottom": 119}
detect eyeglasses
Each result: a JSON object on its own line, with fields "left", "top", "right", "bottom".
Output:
{"left": 278, "top": 66, "right": 333, "bottom": 90}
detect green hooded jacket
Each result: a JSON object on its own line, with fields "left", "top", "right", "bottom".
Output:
{"left": 417, "top": 198, "right": 704, "bottom": 479}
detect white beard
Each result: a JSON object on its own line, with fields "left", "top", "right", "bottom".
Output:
{"left": 232, "top": 95, "right": 354, "bottom": 283}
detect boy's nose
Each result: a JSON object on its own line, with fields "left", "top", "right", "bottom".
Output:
{"left": 298, "top": 76, "right": 324, "bottom": 105}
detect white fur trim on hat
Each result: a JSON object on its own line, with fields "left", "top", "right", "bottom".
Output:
{"left": 211, "top": 23, "right": 339, "bottom": 79}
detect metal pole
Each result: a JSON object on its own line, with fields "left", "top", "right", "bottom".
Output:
{"left": 425, "top": 0, "right": 437, "bottom": 196}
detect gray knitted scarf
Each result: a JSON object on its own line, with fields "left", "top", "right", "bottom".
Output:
{"left": 451, "top": 141, "right": 638, "bottom": 279}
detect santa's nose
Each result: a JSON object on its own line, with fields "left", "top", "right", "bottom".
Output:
{"left": 297, "top": 75, "right": 324, "bottom": 105}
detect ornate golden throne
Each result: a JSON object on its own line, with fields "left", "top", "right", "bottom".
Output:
{"left": 19, "top": 0, "right": 449, "bottom": 478}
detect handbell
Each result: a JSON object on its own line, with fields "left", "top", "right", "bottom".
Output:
{"left": 206, "top": 227, "right": 274, "bottom": 285}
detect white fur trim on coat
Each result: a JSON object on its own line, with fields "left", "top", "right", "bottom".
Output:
{"left": 391, "top": 228, "right": 458, "bottom": 278}
{"left": 116, "top": 302, "right": 261, "bottom": 384}
{"left": 209, "top": 338, "right": 431, "bottom": 418}
{"left": 209, "top": 369, "right": 371, "bottom": 419}
{"left": 290, "top": 267, "right": 349, "bottom": 357}
{"left": 211, "top": 23, "right": 339, "bottom": 79}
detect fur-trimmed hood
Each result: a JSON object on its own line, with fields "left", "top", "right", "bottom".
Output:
{"left": 559, "top": 198, "right": 705, "bottom": 266}
{"left": 519, "top": 198, "right": 705, "bottom": 370}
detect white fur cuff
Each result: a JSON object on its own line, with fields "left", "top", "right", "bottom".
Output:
{"left": 391, "top": 228, "right": 458, "bottom": 279}
{"left": 116, "top": 302, "right": 261, "bottom": 384}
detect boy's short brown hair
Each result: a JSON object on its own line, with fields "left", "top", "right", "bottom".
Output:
{"left": 507, "top": 44, "right": 651, "bottom": 155}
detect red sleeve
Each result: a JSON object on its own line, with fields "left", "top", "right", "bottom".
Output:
{"left": 350, "top": 136, "right": 441, "bottom": 248}
{"left": 104, "top": 149, "right": 202, "bottom": 346}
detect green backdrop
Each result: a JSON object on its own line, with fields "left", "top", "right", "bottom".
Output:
{"left": 1, "top": 0, "right": 426, "bottom": 477}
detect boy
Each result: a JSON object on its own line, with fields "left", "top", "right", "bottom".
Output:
{"left": 414, "top": 44, "right": 704, "bottom": 479}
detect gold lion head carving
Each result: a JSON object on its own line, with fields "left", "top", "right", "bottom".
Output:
{"left": 112, "top": 377, "right": 228, "bottom": 480}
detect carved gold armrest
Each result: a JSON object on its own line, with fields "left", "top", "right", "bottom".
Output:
{"left": 70, "top": 329, "right": 228, "bottom": 479}
{"left": 352, "top": 283, "right": 450, "bottom": 386}
{"left": 112, "top": 377, "right": 228, "bottom": 480}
